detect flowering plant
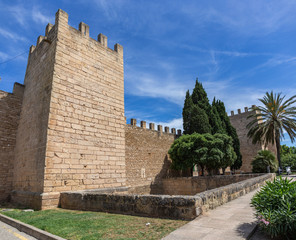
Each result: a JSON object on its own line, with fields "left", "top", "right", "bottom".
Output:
{"left": 251, "top": 177, "right": 296, "bottom": 239}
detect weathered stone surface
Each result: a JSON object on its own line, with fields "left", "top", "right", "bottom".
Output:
{"left": 125, "top": 124, "right": 176, "bottom": 193}
{"left": 195, "top": 173, "right": 275, "bottom": 212}
{"left": 0, "top": 9, "right": 276, "bottom": 210}
{"left": 162, "top": 174, "right": 265, "bottom": 195}
{"left": 60, "top": 173, "right": 275, "bottom": 220}
{"left": 0, "top": 83, "right": 24, "bottom": 202}
{"left": 11, "top": 9, "right": 125, "bottom": 209}
{"left": 229, "top": 109, "right": 277, "bottom": 173}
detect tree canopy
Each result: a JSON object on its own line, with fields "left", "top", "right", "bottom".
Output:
{"left": 181, "top": 78, "right": 242, "bottom": 172}
{"left": 169, "top": 133, "right": 236, "bottom": 175}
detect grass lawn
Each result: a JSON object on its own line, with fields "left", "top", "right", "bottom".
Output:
{"left": 1, "top": 208, "right": 187, "bottom": 240}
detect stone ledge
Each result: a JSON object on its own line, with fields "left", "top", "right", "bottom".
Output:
{"left": 0, "top": 213, "right": 66, "bottom": 240}
{"left": 60, "top": 173, "right": 275, "bottom": 220}
{"left": 195, "top": 173, "right": 275, "bottom": 212}
{"left": 162, "top": 173, "right": 266, "bottom": 195}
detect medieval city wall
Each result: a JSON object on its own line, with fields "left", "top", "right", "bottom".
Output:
{"left": 11, "top": 22, "right": 58, "bottom": 208}
{"left": 41, "top": 10, "right": 126, "bottom": 208}
{"left": 0, "top": 84, "right": 24, "bottom": 202}
{"left": 229, "top": 107, "right": 277, "bottom": 172}
{"left": 0, "top": 9, "right": 277, "bottom": 209}
{"left": 9, "top": 9, "right": 126, "bottom": 209}
{"left": 125, "top": 119, "right": 180, "bottom": 193}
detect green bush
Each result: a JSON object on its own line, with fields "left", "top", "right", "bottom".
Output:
{"left": 251, "top": 177, "right": 296, "bottom": 239}
{"left": 251, "top": 150, "right": 278, "bottom": 173}
{"left": 168, "top": 133, "right": 236, "bottom": 175}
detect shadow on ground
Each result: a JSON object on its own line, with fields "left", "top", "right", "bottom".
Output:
{"left": 249, "top": 227, "right": 272, "bottom": 240}
{"left": 235, "top": 222, "right": 257, "bottom": 239}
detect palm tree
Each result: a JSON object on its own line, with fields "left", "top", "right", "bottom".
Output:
{"left": 247, "top": 91, "right": 296, "bottom": 169}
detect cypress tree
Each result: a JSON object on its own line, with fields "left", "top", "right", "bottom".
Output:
{"left": 209, "top": 104, "right": 224, "bottom": 134}
{"left": 182, "top": 90, "right": 193, "bottom": 134}
{"left": 189, "top": 105, "right": 211, "bottom": 134}
{"left": 191, "top": 79, "right": 211, "bottom": 111}
{"left": 213, "top": 99, "right": 242, "bottom": 170}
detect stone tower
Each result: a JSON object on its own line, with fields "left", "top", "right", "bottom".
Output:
{"left": 229, "top": 107, "right": 277, "bottom": 172}
{"left": 11, "top": 9, "right": 126, "bottom": 209}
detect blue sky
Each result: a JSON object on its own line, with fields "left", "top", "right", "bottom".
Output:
{"left": 1, "top": 0, "right": 296, "bottom": 146}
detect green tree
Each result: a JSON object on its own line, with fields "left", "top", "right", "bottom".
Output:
{"left": 281, "top": 145, "right": 296, "bottom": 169}
{"left": 209, "top": 105, "right": 224, "bottom": 134}
{"left": 216, "top": 133, "right": 237, "bottom": 174}
{"left": 213, "top": 99, "right": 242, "bottom": 170}
{"left": 247, "top": 92, "right": 296, "bottom": 169}
{"left": 182, "top": 90, "right": 193, "bottom": 134}
{"left": 191, "top": 79, "right": 210, "bottom": 111}
{"left": 251, "top": 150, "right": 278, "bottom": 173}
{"left": 169, "top": 133, "right": 236, "bottom": 175}
{"left": 190, "top": 105, "right": 211, "bottom": 134}
{"left": 184, "top": 79, "right": 224, "bottom": 134}
{"left": 168, "top": 134, "right": 197, "bottom": 171}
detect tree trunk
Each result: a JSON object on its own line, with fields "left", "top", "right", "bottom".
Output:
{"left": 190, "top": 166, "right": 194, "bottom": 177}
{"left": 275, "top": 132, "right": 282, "bottom": 170}
{"left": 222, "top": 168, "right": 225, "bottom": 175}
{"left": 201, "top": 165, "right": 204, "bottom": 176}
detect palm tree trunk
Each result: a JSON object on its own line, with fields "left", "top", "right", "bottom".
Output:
{"left": 275, "top": 132, "right": 282, "bottom": 169}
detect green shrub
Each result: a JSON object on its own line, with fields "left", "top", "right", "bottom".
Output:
{"left": 251, "top": 150, "right": 278, "bottom": 173}
{"left": 168, "top": 133, "right": 236, "bottom": 175}
{"left": 251, "top": 177, "right": 296, "bottom": 239}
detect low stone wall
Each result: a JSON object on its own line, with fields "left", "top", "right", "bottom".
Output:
{"left": 162, "top": 173, "right": 264, "bottom": 195}
{"left": 60, "top": 173, "right": 275, "bottom": 220}
{"left": 60, "top": 192, "right": 197, "bottom": 220}
{"left": 195, "top": 173, "right": 275, "bottom": 212}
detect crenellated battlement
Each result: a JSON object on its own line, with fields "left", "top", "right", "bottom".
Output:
{"left": 0, "top": 7, "right": 273, "bottom": 210}
{"left": 229, "top": 105, "right": 256, "bottom": 117}
{"left": 29, "top": 9, "right": 123, "bottom": 56}
{"left": 127, "top": 118, "right": 182, "bottom": 136}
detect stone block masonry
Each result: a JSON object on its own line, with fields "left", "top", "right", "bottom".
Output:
{"left": 162, "top": 173, "right": 264, "bottom": 195}
{"left": 125, "top": 119, "right": 181, "bottom": 194}
{"left": 229, "top": 107, "right": 277, "bottom": 173}
{"left": 0, "top": 8, "right": 274, "bottom": 210}
{"left": 60, "top": 173, "right": 275, "bottom": 220}
{"left": 0, "top": 83, "right": 24, "bottom": 202}
{"left": 11, "top": 9, "right": 126, "bottom": 209}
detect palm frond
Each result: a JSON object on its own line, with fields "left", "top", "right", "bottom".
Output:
{"left": 247, "top": 92, "right": 296, "bottom": 149}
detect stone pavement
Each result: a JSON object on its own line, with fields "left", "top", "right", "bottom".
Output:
{"left": 163, "top": 190, "right": 258, "bottom": 240}
{"left": 0, "top": 220, "right": 37, "bottom": 240}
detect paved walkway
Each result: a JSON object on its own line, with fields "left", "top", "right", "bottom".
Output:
{"left": 0, "top": 220, "right": 37, "bottom": 240}
{"left": 163, "top": 190, "right": 258, "bottom": 240}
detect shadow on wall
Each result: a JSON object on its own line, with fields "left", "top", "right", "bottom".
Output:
{"left": 149, "top": 155, "right": 192, "bottom": 194}
{"left": 0, "top": 83, "right": 24, "bottom": 202}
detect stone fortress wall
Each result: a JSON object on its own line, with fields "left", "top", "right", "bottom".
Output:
{"left": 0, "top": 83, "right": 24, "bottom": 202}
{"left": 229, "top": 107, "right": 277, "bottom": 173}
{"left": 125, "top": 119, "right": 181, "bottom": 194}
{"left": 0, "top": 9, "right": 275, "bottom": 209}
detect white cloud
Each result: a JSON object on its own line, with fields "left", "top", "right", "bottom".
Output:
{"left": 125, "top": 60, "right": 190, "bottom": 106}
{"left": 152, "top": 118, "right": 183, "bottom": 131}
{"left": 181, "top": 0, "right": 296, "bottom": 36}
{"left": 0, "top": 28, "right": 27, "bottom": 42}
{"left": 32, "top": 8, "right": 54, "bottom": 24}
{"left": 7, "top": 5, "right": 27, "bottom": 26}
{"left": 0, "top": 52, "right": 9, "bottom": 61}
{"left": 2, "top": 3, "right": 53, "bottom": 27}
